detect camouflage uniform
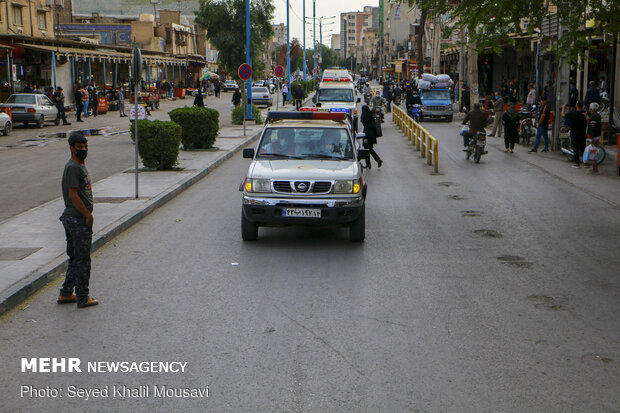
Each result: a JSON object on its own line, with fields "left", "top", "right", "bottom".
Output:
{"left": 59, "top": 215, "right": 92, "bottom": 304}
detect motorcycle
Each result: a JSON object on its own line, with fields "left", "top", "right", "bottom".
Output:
{"left": 409, "top": 104, "right": 421, "bottom": 123}
{"left": 559, "top": 126, "right": 607, "bottom": 164}
{"left": 600, "top": 91, "right": 609, "bottom": 112}
{"left": 363, "top": 91, "right": 372, "bottom": 105}
{"left": 519, "top": 105, "right": 536, "bottom": 145}
{"left": 461, "top": 126, "right": 487, "bottom": 163}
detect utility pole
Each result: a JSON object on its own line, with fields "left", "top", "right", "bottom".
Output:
{"left": 313, "top": 0, "right": 316, "bottom": 78}
{"left": 431, "top": 15, "right": 441, "bottom": 74}
{"left": 245, "top": 0, "right": 254, "bottom": 120}
{"left": 303, "top": 0, "right": 306, "bottom": 81}
{"left": 286, "top": 0, "right": 291, "bottom": 87}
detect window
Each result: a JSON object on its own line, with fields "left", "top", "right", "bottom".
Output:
{"left": 12, "top": 5, "right": 23, "bottom": 26}
{"left": 38, "top": 12, "right": 47, "bottom": 30}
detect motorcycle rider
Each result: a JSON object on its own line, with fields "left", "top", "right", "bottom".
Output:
{"left": 371, "top": 91, "right": 386, "bottom": 121}
{"left": 461, "top": 103, "right": 487, "bottom": 149}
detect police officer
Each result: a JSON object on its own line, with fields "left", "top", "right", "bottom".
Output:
{"left": 57, "top": 133, "right": 98, "bottom": 308}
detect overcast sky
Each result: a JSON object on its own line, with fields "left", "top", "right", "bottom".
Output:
{"left": 271, "top": 0, "right": 377, "bottom": 47}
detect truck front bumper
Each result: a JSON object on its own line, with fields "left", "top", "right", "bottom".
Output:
{"left": 242, "top": 195, "right": 364, "bottom": 226}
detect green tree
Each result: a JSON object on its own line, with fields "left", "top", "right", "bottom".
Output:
{"left": 195, "top": 0, "right": 274, "bottom": 79}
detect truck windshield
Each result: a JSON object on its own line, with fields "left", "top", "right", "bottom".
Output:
{"left": 318, "top": 89, "right": 354, "bottom": 102}
{"left": 257, "top": 127, "right": 354, "bottom": 160}
{"left": 422, "top": 90, "right": 450, "bottom": 100}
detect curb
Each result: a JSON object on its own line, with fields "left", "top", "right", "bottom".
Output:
{"left": 0, "top": 132, "right": 261, "bottom": 316}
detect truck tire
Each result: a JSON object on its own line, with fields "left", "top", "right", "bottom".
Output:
{"left": 241, "top": 211, "right": 258, "bottom": 241}
{"left": 349, "top": 206, "right": 365, "bottom": 242}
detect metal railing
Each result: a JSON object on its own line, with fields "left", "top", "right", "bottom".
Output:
{"left": 392, "top": 105, "right": 439, "bottom": 173}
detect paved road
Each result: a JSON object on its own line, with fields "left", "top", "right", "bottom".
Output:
{"left": 0, "top": 109, "right": 619, "bottom": 412}
{"left": 0, "top": 91, "right": 240, "bottom": 222}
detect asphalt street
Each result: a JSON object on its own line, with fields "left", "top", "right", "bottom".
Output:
{"left": 0, "top": 92, "right": 239, "bottom": 222}
{"left": 0, "top": 109, "right": 619, "bottom": 412}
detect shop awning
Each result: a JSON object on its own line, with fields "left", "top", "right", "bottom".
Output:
{"left": 15, "top": 43, "right": 195, "bottom": 66}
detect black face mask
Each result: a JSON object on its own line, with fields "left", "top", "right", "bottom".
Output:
{"left": 75, "top": 149, "right": 88, "bottom": 160}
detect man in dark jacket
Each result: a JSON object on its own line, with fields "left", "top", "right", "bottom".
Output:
{"left": 232, "top": 89, "right": 241, "bottom": 107}
{"left": 562, "top": 101, "right": 587, "bottom": 167}
{"left": 584, "top": 81, "right": 601, "bottom": 110}
{"left": 461, "top": 103, "right": 487, "bottom": 148}
{"left": 294, "top": 84, "right": 304, "bottom": 111}
{"left": 53, "top": 87, "right": 71, "bottom": 125}
{"left": 568, "top": 83, "right": 579, "bottom": 108}
{"left": 73, "top": 84, "right": 83, "bottom": 122}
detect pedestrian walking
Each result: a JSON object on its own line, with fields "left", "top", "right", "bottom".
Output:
{"left": 80, "top": 86, "right": 89, "bottom": 118}
{"left": 383, "top": 84, "right": 393, "bottom": 113}
{"left": 562, "top": 101, "right": 587, "bottom": 168}
{"left": 502, "top": 103, "right": 520, "bottom": 152}
{"left": 360, "top": 105, "right": 383, "bottom": 169}
{"left": 53, "top": 87, "right": 71, "bottom": 126}
{"left": 526, "top": 83, "right": 537, "bottom": 108}
{"left": 214, "top": 79, "right": 221, "bottom": 98}
{"left": 529, "top": 96, "right": 551, "bottom": 153}
{"left": 58, "top": 133, "right": 98, "bottom": 308}
{"left": 588, "top": 102, "right": 602, "bottom": 141}
{"left": 460, "top": 84, "right": 470, "bottom": 113}
{"left": 568, "top": 83, "right": 579, "bottom": 109}
{"left": 489, "top": 91, "right": 504, "bottom": 137}
{"left": 117, "top": 88, "right": 127, "bottom": 117}
{"left": 282, "top": 83, "right": 288, "bottom": 106}
{"left": 73, "top": 84, "right": 83, "bottom": 122}
{"left": 294, "top": 83, "right": 304, "bottom": 111}
{"left": 89, "top": 86, "right": 98, "bottom": 117}
{"left": 193, "top": 89, "right": 204, "bottom": 108}
{"left": 232, "top": 88, "right": 241, "bottom": 107}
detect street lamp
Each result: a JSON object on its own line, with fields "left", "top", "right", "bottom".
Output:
{"left": 149, "top": 0, "right": 159, "bottom": 19}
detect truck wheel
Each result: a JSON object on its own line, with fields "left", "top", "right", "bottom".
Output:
{"left": 241, "top": 211, "right": 258, "bottom": 241}
{"left": 349, "top": 206, "right": 365, "bottom": 242}
{"left": 2, "top": 121, "right": 11, "bottom": 136}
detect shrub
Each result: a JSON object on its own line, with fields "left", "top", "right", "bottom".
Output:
{"left": 168, "top": 106, "right": 219, "bottom": 149}
{"left": 232, "top": 104, "right": 263, "bottom": 125}
{"left": 130, "top": 120, "right": 181, "bottom": 170}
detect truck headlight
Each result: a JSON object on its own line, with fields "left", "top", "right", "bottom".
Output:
{"left": 334, "top": 180, "right": 353, "bottom": 193}
{"left": 252, "top": 179, "right": 271, "bottom": 193}
{"left": 245, "top": 178, "right": 271, "bottom": 193}
{"left": 334, "top": 179, "right": 362, "bottom": 194}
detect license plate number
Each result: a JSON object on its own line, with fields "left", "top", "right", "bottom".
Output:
{"left": 282, "top": 208, "right": 321, "bottom": 218}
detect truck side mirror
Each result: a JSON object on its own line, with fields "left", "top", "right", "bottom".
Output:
{"left": 243, "top": 148, "right": 255, "bottom": 159}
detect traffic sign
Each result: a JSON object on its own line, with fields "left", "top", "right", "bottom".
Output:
{"left": 238, "top": 63, "right": 252, "bottom": 81}
{"left": 129, "top": 105, "right": 146, "bottom": 120}
{"left": 274, "top": 65, "right": 284, "bottom": 77}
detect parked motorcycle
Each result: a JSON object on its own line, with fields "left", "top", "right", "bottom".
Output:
{"left": 559, "top": 126, "right": 607, "bottom": 164}
{"left": 461, "top": 126, "right": 487, "bottom": 163}
{"left": 600, "top": 91, "right": 609, "bottom": 112}
{"left": 519, "top": 105, "right": 536, "bottom": 145}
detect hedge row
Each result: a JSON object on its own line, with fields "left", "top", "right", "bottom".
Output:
{"left": 290, "top": 79, "right": 318, "bottom": 99}
{"left": 232, "top": 104, "right": 263, "bottom": 125}
{"left": 130, "top": 106, "right": 220, "bottom": 170}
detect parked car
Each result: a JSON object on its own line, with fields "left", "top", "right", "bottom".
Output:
{"left": 222, "top": 80, "right": 239, "bottom": 92}
{"left": 251, "top": 87, "right": 273, "bottom": 107}
{"left": 0, "top": 111, "right": 11, "bottom": 135}
{"left": 0, "top": 94, "right": 59, "bottom": 128}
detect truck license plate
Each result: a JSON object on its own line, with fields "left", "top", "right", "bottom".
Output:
{"left": 282, "top": 208, "right": 321, "bottom": 218}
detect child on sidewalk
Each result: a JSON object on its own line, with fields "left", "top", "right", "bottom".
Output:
{"left": 583, "top": 138, "right": 599, "bottom": 173}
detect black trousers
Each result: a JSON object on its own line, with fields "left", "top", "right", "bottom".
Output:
{"left": 363, "top": 141, "right": 381, "bottom": 165}
{"left": 76, "top": 104, "right": 83, "bottom": 121}
{"left": 57, "top": 105, "right": 68, "bottom": 123}
{"left": 572, "top": 136, "right": 586, "bottom": 165}
{"left": 60, "top": 215, "right": 93, "bottom": 304}
{"left": 295, "top": 99, "right": 302, "bottom": 110}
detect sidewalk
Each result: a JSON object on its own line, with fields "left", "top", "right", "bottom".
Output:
{"left": 0, "top": 124, "right": 263, "bottom": 316}
{"left": 0, "top": 92, "right": 316, "bottom": 316}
